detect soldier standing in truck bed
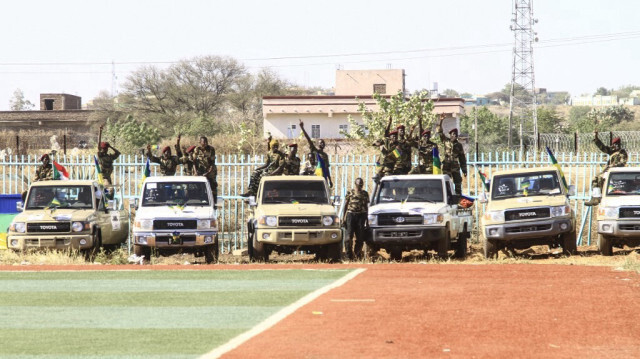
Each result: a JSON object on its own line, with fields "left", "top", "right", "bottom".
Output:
{"left": 34, "top": 154, "right": 53, "bottom": 182}
{"left": 146, "top": 135, "right": 182, "bottom": 176}
{"left": 410, "top": 116, "right": 438, "bottom": 174}
{"left": 372, "top": 131, "right": 396, "bottom": 182}
{"left": 391, "top": 121, "right": 415, "bottom": 175}
{"left": 282, "top": 144, "right": 301, "bottom": 175}
{"left": 343, "top": 178, "right": 369, "bottom": 260}
{"left": 194, "top": 136, "right": 218, "bottom": 204}
{"left": 585, "top": 130, "right": 628, "bottom": 206}
{"left": 179, "top": 145, "right": 197, "bottom": 175}
{"left": 437, "top": 114, "right": 467, "bottom": 195}
{"left": 299, "top": 120, "right": 333, "bottom": 188}
{"left": 242, "top": 138, "right": 285, "bottom": 197}
{"left": 97, "top": 124, "right": 121, "bottom": 185}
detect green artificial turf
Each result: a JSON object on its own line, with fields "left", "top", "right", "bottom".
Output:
{"left": 0, "top": 269, "right": 351, "bottom": 358}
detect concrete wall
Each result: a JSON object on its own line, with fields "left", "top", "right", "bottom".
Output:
{"left": 39, "top": 93, "right": 82, "bottom": 110}
{"left": 335, "top": 69, "right": 405, "bottom": 96}
{"left": 0, "top": 110, "right": 96, "bottom": 131}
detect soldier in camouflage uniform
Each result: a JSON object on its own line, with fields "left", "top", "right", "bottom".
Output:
{"left": 372, "top": 132, "right": 396, "bottom": 183}
{"left": 242, "top": 139, "right": 285, "bottom": 197}
{"left": 343, "top": 178, "right": 370, "bottom": 260}
{"left": 97, "top": 125, "right": 121, "bottom": 185}
{"left": 437, "top": 114, "right": 467, "bottom": 196}
{"left": 34, "top": 154, "right": 53, "bottom": 182}
{"left": 410, "top": 116, "right": 438, "bottom": 174}
{"left": 585, "top": 131, "right": 628, "bottom": 206}
{"left": 146, "top": 136, "right": 182, "bottom": 176}
{"left": 391, "top": 123, "right": 415, "bottom": 175}
{"left": 299, "top": 120, "right": 333, "bottom": 188}
{"left": 179, "top": 145, "right": 197, "bottom": 175}
{"left": 300, "top": 151, "right": 317, "bottom": 176}
{"left": 282, "top": 144, "right": 301, "bottom": 175}
{"left": 194, "top": 136, "right": 218, "bottom": 204}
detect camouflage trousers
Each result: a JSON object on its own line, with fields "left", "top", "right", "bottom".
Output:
{"left": 205, "top": 174, "right": 218, "bottom": 205}
{"left": 344, "top": 212, "right": 367, "bottom": 260}
{"left": 409, "top": 165, "right": 434, "bottom": 175}
{"left": 443, "top": 162, "right": 462, "bottom": 195}
{"left": 246, "top": 169, "right": 265, "bottom": 196}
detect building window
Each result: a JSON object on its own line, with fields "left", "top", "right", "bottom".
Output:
{"left": 338, "top": 124, "right": 348, "bottom": 137}
{"left": 373, "top": 84, "right": 386, "bottom": 94}
{"left": 44, "top": 99, "right": 54, "bottom": 111}
{"left": 311, "top": 125, "right": 320, "bottom": 139}
{"left": 287, "top": 124, "right": 297, "bottom": 138}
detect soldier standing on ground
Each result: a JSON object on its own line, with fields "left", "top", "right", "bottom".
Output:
{"left": 410, "top": 116, "right": 438, "bottom": 174}
{"left": 299, "top": 120, "right": 333, "bottom": 188}
{"left": 585, "top": 131, "right": 628, "bottom": 206}
{"left": 343, "top": 178, "right": 369, "bottom": 260}
{"left": 194, "top": 136, "right": 218, "bottom": 205}
{"left": 242, "top": 138, "right": 285, "bottom": 197}
{"left": 146, "top": 135, "right": 182, "bottom": 176}
{"left": 437, "top": 114, "right": 467, "bottom": 195}
{"left": 97, "top": 124, "right": 121, "bottom": 185}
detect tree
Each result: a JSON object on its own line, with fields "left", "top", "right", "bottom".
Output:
{"left": 460, "top": 106, "right": 512, "bottom": 152}
{"left": 460, "top": 92, "right": 473, "bottom": 98}
{"left": 536, "top": 106, "right": 567, "bottom": 133}
{"left": 567, "top": 106, "right": 591, "bottom": 133}
{"left": 568, "top": 105, "right": 634, "bottom": 133}
{"left": 101, "top": 115, "right": 161, "bottom": 153}
{"left": 611, "top": 85, "right": 640, "bottom": 98}
{"left": 442, "top": 89, "right": 460, "bottom": 98}
{"left": 9, "top": 89, "right": 34, "bottom": 111}
{"left": 594, "top": 87, "right": 611, "bottom": 96}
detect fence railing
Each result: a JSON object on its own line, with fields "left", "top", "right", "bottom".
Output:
{"left": 2, "top": 151, "right": 636, "bottom": 251}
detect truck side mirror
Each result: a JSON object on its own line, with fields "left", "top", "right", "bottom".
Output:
{"left": 16, "top": 201, "right": 23, "bottom": 212}
{"left": 568, "top": 185, "right": 576, "bottom": 197}
{"left": 592, "top": 187, "right": 602, "bottom": 198}
{"left": 478, "top": 193, "right": 488, "bottom": 204}
{"left": 332, "top": 195, "right": 341, "bottom": 206}
{"left": 130, "top": 198, "right": 138, "bottom": 209}
{"left": 248, "top": 196, "right": 257, "bottom": 207}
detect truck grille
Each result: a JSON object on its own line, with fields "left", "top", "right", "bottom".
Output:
{"left": 505, "top": 224, "right": 552, "bottom": 233}
{"left": 619, "top": 224, "right": 640, "bottom": 231}
{"left": 619, "top": 207, "right": 640, "bottom": 218}
{"left": 377, "top": 214, "right": 423, "bottom": 226}
{"left": 27, "top": 222, "right": 71, "bottom": 233}
{"left": 153, "top": 220, "right": 197, "bottom": 230}
{"left": 505, "top": 208, "right": 550, "bottom": 221}
{"left": 278, "top": 216, "right": 322, "bottom": 226}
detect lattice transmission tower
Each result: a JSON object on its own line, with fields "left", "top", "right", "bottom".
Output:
{"left": 508, "top": 0, "right": 539, "bottom": 150}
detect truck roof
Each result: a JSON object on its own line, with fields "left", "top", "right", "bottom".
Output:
{"left": 380, "top": 174, "right": 450, "bottom": 182}
{"left": 29, "top": 180, "right": 96, "bottom": 187}
{"left": 492, "top": 166, "right": 559, "bottom": 176}
{"left": 606, "top": 167, "right": 640, "bottom": 173}
{"left": 259, "top": 175, "right": 328, "bottom": 183}
{"left": 143, "top": 176, "right": 209, "bottom": 183}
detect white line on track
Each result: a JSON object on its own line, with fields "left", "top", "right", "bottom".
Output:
{"left": 200, "top": 268, "right": 366, "bottom": 359}
{"left": 329, "top": 299, "right": 375, "bottom": 302}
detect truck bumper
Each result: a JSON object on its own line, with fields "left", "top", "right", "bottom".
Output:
{"left": 369, "top": 226, "right": 447, "bottom": 246}
{"left": 255, "top": 228, "right": 342, "bottom": 246}
{"left": 7, "top": 234, "right": 95, "bottom": 251}
{"left": 598, "top": 220, "right": 640, "bottom": 238}
{"left": 484, "top": 218, "right": 573, "bottom": 241}
{"left": 133, "top": 231, "right": 218, "bottom": 248}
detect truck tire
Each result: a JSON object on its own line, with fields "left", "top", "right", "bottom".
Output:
{"left": 437, "top": 224, "right": 450, "bottom": 258}
{"left": 325, "top": 242, "right": 342, "bottom": 263}
{"left": 251, "top": 235, "right": 269, "bottom": 262}
{"left": 389, "top": 247, "right": 402, "bottom": 261}
{"left": 482, "top": 231, "right": 498, "bottom": 259}
{"left": 454, "top": 229, "right": 468, "bottom": 259}
{"left": 83, "top": 231, "right": 102, "bottom": 262}
{"left": 363, "top": 242, "right": 377, "bottom": 261}
{"left": 247, "top": 231, "right": 254, "bottom": 259}
{"left": 562, "top": 231, "right": 577, "bottom": 255}
{"left": 133, "top": 244, "right": 151, "bottom": 262}
{"left": 598, "top": 234, "right": 613, "bottom": 256}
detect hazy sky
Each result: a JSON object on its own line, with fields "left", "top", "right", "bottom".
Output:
{"left": 1, "top": 0, "right": 639, "bottom": 110}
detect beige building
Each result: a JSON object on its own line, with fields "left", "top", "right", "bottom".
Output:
{"left": 263, "top": 69, "right": 464, "bottom": 139}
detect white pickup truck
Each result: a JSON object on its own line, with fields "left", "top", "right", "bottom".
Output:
{"left": 366, "top": 174, "right": 473, "bottom": 260}
{"left": 133, "top": 176, "right": 220, "bottom": 263}
{"left": 595, "top": 167, "right": 640, "bottom": 255}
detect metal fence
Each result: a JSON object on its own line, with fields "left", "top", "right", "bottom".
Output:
{"left": 535, "top": 132, "right": 640, "bottom": 153}
{"left": 2, "top": 151, "right": 636, "bottom": 251}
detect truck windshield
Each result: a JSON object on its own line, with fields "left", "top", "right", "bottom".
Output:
{"left": 261, "top": 181, "right": 328, "bottom": 204}
{"left": 142, "top": 182, "right": 210, "bottom": 206}
{"left": 375, "top": 179, "right": 443, "bottom": 204}
{"left": 491, "top": 171, "right": 562, "bottom": 200}
{"left": 606, "top": 172, "right": 640, "bottom": 195}
{"left": 26, "top": 186, "right": 94, "bottom": 210}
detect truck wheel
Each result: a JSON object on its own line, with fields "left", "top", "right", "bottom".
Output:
{"left": 482, "top": 232, "right": 498, "bottom": 259}
{"left": 204, "top": 244, "right": 218, "bottom": 264}
{"left": 389, "top": 247, "right": 402, "bottom": 261}
{"left": 251, "top": 235, "right": 269, "bottom": 262}
{"left": 247, "top": 231, "right": 254, "bottom": 259}
{"left": 598, "top": 234, "right": 613, "bottom": 256}
{"left": 437, "top": 225, "right": 450, "bottom": 258}
{"left": 454, "top": 230, "right": 468, "bottom": 259}
{"left": 363, "top": 242, "right": 377, "bottom": 261}
{"left": 83, "top": 231, "right": 102, "bottom": 262}
{"left": 562, "top": 231, "right": 577, "bottom": 255}
{"left": 325, "top": 242, "right": 342, "bottom": 263}
{"left": 133, "top": 244, "right": 151, "bottom": 262}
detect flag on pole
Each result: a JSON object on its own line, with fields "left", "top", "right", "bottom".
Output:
{"left": 477, "top": 169, "right": 490, "bottom": 191}
{"left": 141, "top": 158, "right": 151, "bottom": 189}
{"left": 52, "top": 161, "right": 69, "bottom": 180}
{"left": 93, "top": 155, "right": 104, "bottom": 185}
{"left": 432, "top": 147, "right": 442, "bottom": 175}
{"left": 545, "top": 146, "right": 568, "bottom": 190}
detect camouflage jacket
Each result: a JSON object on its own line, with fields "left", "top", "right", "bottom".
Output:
{"left": 595, "top": 136, "right": 628, "bottom": 170}
{"left": 345, "top": 189, "right": 369, "bottom": 213}
{"left": 437, "top": 126, "right": 467, "bottom": 172}
{"left": 34, "top": 164, "right": 53, "bottom": 181}
{"left": 179, "top": 154, "right": 196, "bottom": 175}
{"left": 194, "top": 145, "right": 217, "bottom": 177}
{"left": 415, "top": 138, "right": 438, "bottom": 169}
{"left": 282, "top": 155, "right": 301, "bottom": 175}
{"left": 97, "top": 151, "right": 120, "bottom": 177}
{"left": 147, "top": 152, "right": 180, "bottom": 176}
{"left": 394, "top": 136, "right": 415, "bottom": 170}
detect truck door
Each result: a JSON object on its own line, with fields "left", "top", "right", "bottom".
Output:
{"left": 94, "top": 185, "right": 114, "bottom": 245}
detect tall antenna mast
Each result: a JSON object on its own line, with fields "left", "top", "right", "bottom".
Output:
{"left": 508, "top": 0, "right": 538, "bottom": 150}
{"left": 111, "top": 60, "right": 118, "bottom": 98}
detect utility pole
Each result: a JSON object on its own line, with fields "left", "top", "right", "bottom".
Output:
{"left": 111, "top": 60, "right": 118, "bottom": 98}
{"left": 508, "top": 0, "right": 539, "bottom": 151}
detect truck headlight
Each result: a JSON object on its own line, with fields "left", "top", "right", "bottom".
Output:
{"left": 598, "top": 207, "right": 619, "bottom": 219}
{"left": 322, "top": 215, "right": 336, "bottom": 226}
{"left": 550, "top": 205, "right": 571, "bottom": 217}
{"left": 10, "top": 222, "right": 26, "bottom": 233}
{"left": 484, "top": 210, "right": 505, "bottom": 222}
{"left": 197, "top": 219, "right": 217, "bottom": 229}
{"left": 367, "top": 214, "right": 377, "bottom": 226}
{"left": 71, "top": 221, "right": 90, "bottom": 232}
{"left": 258, "top": 216, "right": 277, "bottom": 227}
{"left": 134, "top": 219, "right": 153, "bottom": 230}
{"left": 423, "top": 214, "right": 444, "bottom": 225}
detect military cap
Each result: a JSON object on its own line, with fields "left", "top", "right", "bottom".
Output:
{"left": 162, "top": 146, "right": 171, "bottom": 153}
{"left": 388, "top": 130, "right": 399, "bottom": 136}
{"left": 186, "top": 145, "right": 196, "bottom": 153}
{"left": 288, "top": 143, "right": 297, "bottom": 148}
{"left": 40, "top": 153, "right": 50, "bottom": 161}
{"left": 396, "top": 124, "right": 405, "bottom": 130}
{"left": 449, "top": 128, "right": 459, "bottom": 135}
{"left": 421, "top": 129, "right": 431, "bottom": 137}
{"left": 612, "top": 137, "right": 621, "bottom": 145}
{"left": 99, "top": 142, "right": 109, "bottom": 149}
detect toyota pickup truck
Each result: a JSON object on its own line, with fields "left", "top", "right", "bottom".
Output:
{"left": 133, "top": 176, "right": 220, "bottom": 263}
{"left": 366, "top": 174, "right": 473, "bottom": 260}
{"left": 7, "top": 180, "right": 129, "bottom": 257}
{"left": 594, "top": 167, "right": 640, "bottom": 255}
{"left": 246, "top": 176, "right": 342, "bottom": 262}
{"left": 478, "top": 166, "right": 576, "bottom": 258}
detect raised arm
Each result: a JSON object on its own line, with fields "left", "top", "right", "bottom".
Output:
{"left": 299, "top": 120, "right": 316, "bottom": 152}
{"left": 436, "top": 113, "right": 449, "bottom": 142}
{"left": 593, "top": 130, "right": 613, "bottom": 155}
{"left": 175, "top": 135, "right": 183, "bottom": 158}
{"left": 146, "top": 145, "right": 160, "bottom": 164}
{"left": 384, "top": 115, "right": 393, "bottom": 137}
{"left": 110, "top": 144, "right": 121, "bottom": 159}
{"left": 98, "top": 124, "right": 104, "bottom": 149}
